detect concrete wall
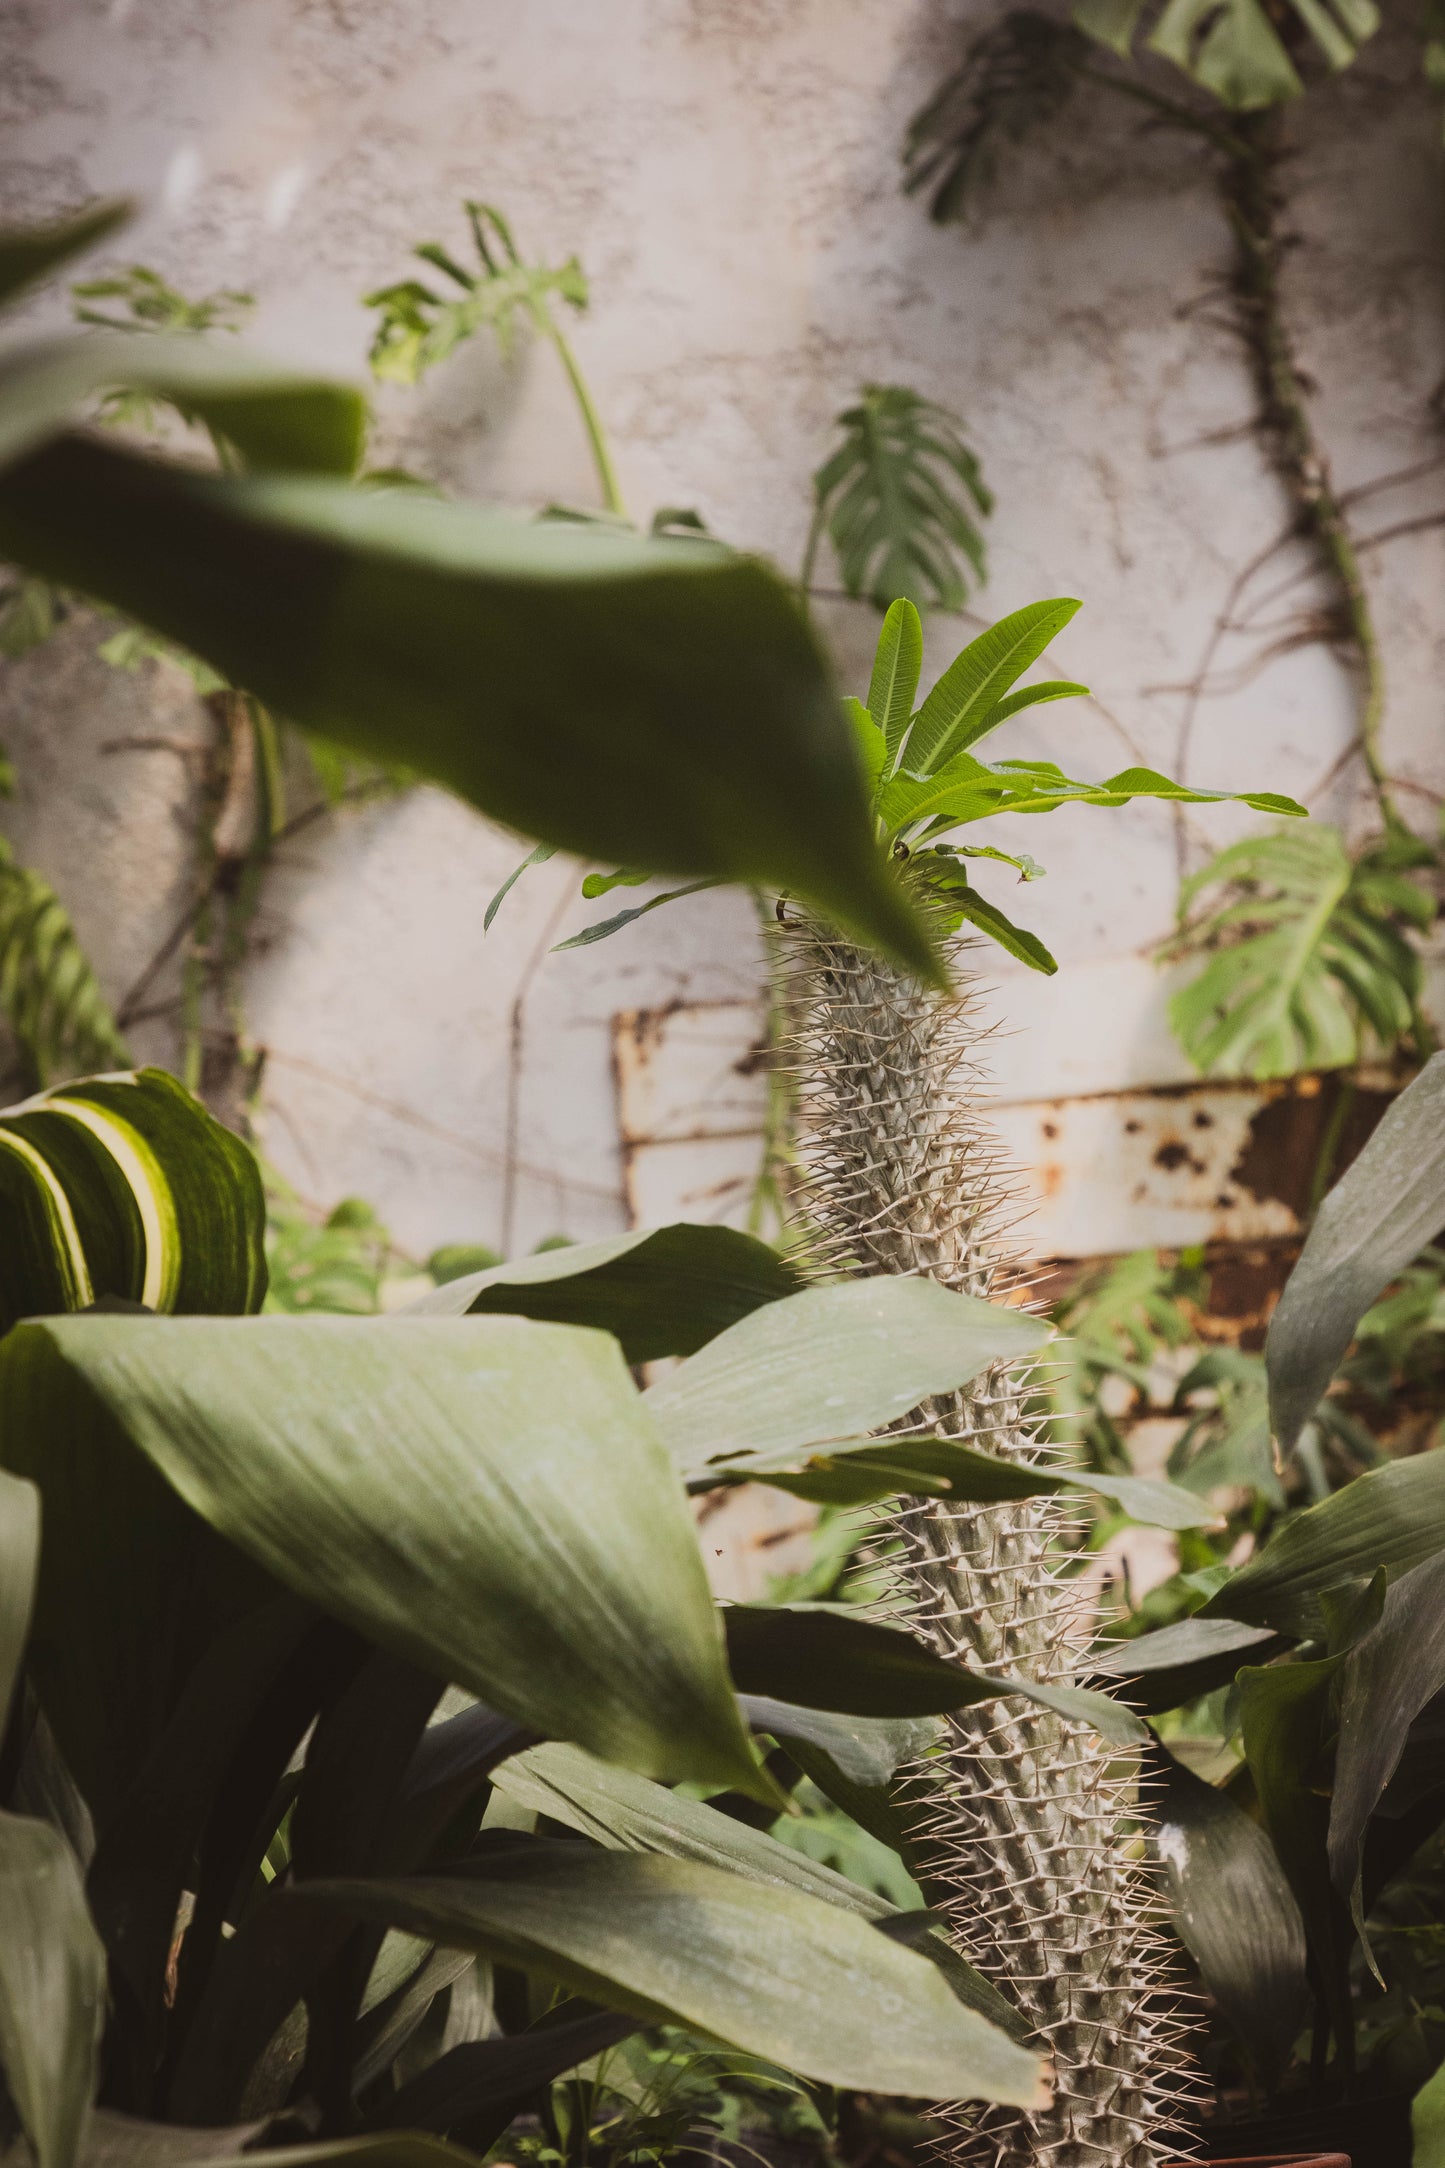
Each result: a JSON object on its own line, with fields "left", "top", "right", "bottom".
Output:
{"left": 2, "top": 0, "right": 1442, "bottom": 1258}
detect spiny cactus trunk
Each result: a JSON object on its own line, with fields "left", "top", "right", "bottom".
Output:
{"left": 781, "top": 918, "right": 1195, "bottom": 2168}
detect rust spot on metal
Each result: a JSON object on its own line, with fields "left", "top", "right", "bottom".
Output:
{"left": 1042, "top": 1120, "right": 1059, "bottom": 1140}
{"left": 1153, "top": 1139, "right": 1194, "bottom": 1173}
{"left": 1125, "top": 1118, "right": 1142, "bottom": 1134}
{"left": 1039, "top": 1163, "right": 1064, "bottom": 1198}
{"left": 1192, "top": 1109, "right": 1214, "bottom": 1129}
{"left": 1230, "top": 1074, "right": 1398, "bottom": 1215}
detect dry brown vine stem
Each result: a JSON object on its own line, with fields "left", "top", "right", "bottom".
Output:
{"left": 782, "top": 911, "right": 1197, "bottom": 2168}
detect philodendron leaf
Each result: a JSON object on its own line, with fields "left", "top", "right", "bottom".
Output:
{"left": 0, "top": 1068, "right": 267, "bottom": 1332}
{"left": 0, "top": 202, "right": 132, "bottom": 311}
{"left": 308, "top": 1838, "right": 1047, "bottom": 2105}
{"left": 0, "top": 1811, "right": 107, "bottom": 2168}
{"left": 0, "top": 332, "right": 366, "bottom": 478}
{"left": 1202, "top": 1448, "right": 1445, "bottom": 1636}
{"left": 1267, "top": 1053, "right": 1445, "bottom": 1457}
{"left": 723, "top": 1605, "right": 1147, "bottom": 1745}
{"left": 1330, "top": 1549, "right": 1445, "bottom": 1951}
{"left": 375, "top": 2010, "right": 640, "bottom": 2151}
{"left": 0, "top": 434, "right": 943, "bottom": 987}
{"left": 0, "top": 1314, "right": 769, "bottom": 1801}
{"left": 645, "top": 1276, "right": 1048, "bottom": 1470}
{"left": 1154, "top": 1750, "right": 1307, "bottom": 2080}
{"left": 408, "top": 1222, "right": 806, "bottom": 1361}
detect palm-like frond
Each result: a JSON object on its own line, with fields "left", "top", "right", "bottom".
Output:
{"left": 808, "top": 384, "right": 991, "bottom": 613}
{"left": 0, "top": 842, "right": 130, "bottom": 1088}
{"left": 1166, "top": 824, "right": 1437, "bottom": 1078}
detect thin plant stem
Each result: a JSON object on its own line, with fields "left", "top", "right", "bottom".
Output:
{"left": 535, "top": 304, "right": 627, "bottom": 518}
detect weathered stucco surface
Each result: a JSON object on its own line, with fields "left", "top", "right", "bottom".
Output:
{"left": 1, "top": 1, "right": 1442, "bottom": 1255}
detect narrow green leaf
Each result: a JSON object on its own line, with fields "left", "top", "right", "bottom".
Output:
{"left": 1267, "top": 1053, "right": 1445, "bottom": 1457}
{"left": 944, "top": 885, "right": 1058, "bottom": 973}
{"left": 1087, "top": 1614, "right": 1282, "bottom": 1713}
{"left": 552, "top": 879, "right": 719, "bottom": 950}
{"left": 699, "top": 1429, "right": 1216, "bottom": 1529}
{"left": 866, "top": 598, "right": 924, "bottom": 770}
{"left": 902, "top": 600, "right": 1080, "bottom": 777}
{"left": 482, "top": 844, "right": 554, "bottom": 933}
{"left": 1203, "top": 1448, "right": 1445, "bottom": 1636}
{"left": 0, "top": 1811, "right": 107, "bottom": 2168}
{"left": 646, "top": 1277, "right": 1048, "bottom": 1471}
{"left": 723, "top": 1605, "right": 1146, "bottom": 1744}
{"left": 2, "top": 1314, "right": 769, "bottom": 1800}
{"left": 406, "top": 1221, "right": 805, "bottom": 1363}
{"left": 0, "top": 203, "right": 132, "bottom": 311}
{"left": 307, "top": 1840, "right": 1046, "bottom": 2105}
{"left": 1153, "top": 1749, "right": 1306, "bottom": 2078}
{"left": 0, "top": 436, "right": 943, "bottom": 987}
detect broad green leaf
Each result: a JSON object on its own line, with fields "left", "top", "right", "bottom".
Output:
{"left": 1329, "top": 1549, "right": 1445, "bottom": 1950}
{"left": 0, "top": 1811, "right": 107, "bottom": 2168}
{"left": 0, "top": 332, "right": 365, "bottom": 478}
{"left": 0, "top": 1467, "right": 39, "bottom": 1737}
{"left": 737, "top": 1695, "right": 937, "bottom": 1788}
{"left": 972, "top": 679, "right": 1087, "bottom": 733}
{"left": 0, "top": 1068, "right": 266, "bottom": 1333}
{"left": 0, "top": 203, "right": 131, "bottom": 312}
{"left": 308, "top": 1839, "right": 1047, "bottom": 2105}
{"left": 723, "top": 1604, "right": 1146, "bottom": 1744}
{"left": 645, "top": 1277, "right": 1048, "bottom": 1470}
{"left": 1087, "top": 1614, "right": 1282, "bottom": 1713}
{"left": 2, "top": 1314, "right": 770, "bottom": 1800}
{"left": 1167, "top": 825, "right": 1420, "bottom": 1080}
{"left": 492, "top": 1740, "right": 1020, "bottom": 2035}
{"left": 866, "top": 598, "right": 924, "bottom": 770}
{"left": 495, "top": 1739, "right": 902, "bottom": 1920}
{"left": 1267, "top": 1054, "right": 1445, "bottom": 1457}
{"left": 1149, "top": 0, "right": 1304, "bottom": 102}
{"left": 1416, "top": 2055, "right": 1445, "bottom": 2168}
{"left": 0, "top": 1333, "right": 276, "bottom": 1824}
{"left": 901, "top": 599, "right": 1080, "bottom": 777}
{"left": 1153, "top": 1750, "right": 1306, "bottom": 2080}
{"left": 699, "top": 1428, "right": 1217, "bottom": 1529}
{"left": 1203, "top": 1448, "right": 1445, "bottom": 1636}
{"left": 1072, "top": 0, "right": 1148, "bottom": 56}
{"left": 15, "top": 2126, "right": 485, "bottom": 2168}
{"left": 0, "top": 840, "right": 132, "bottom": 1089}
{"left": 1237, "top": 1654, "right": 1354, "bottom": 2041}
{"left": 406, "top": 1221, "right": 806, "bottom": 1363}
{"left": 0, "top": 436, "right": 943, "bottom": 986}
